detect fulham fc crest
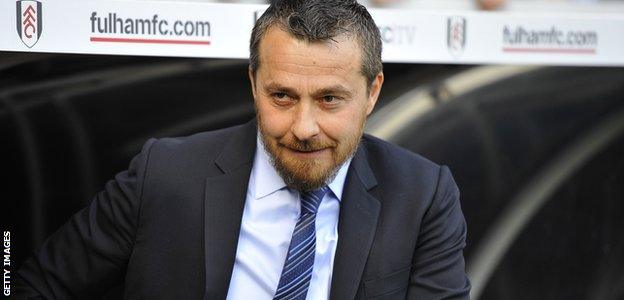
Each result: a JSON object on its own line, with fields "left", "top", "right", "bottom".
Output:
{"left": 447, "top": 16, "right": 466, "bottom": 58}
{"left": 16, "top": 0, "right": 42, "bottom": 48}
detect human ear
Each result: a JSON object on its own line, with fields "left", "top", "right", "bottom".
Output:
{"left": 366, "top": 72, "right": 384, "bottom": 116}
{"left": 248, "top": 67, "right": 257, "bottom": 99}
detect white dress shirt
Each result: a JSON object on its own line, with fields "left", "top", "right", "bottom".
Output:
{"left": 226, "top": 135, "right": 351, "bottom": 300}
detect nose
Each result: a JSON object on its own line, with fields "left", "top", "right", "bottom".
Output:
{"left": 291, "top": 101, "right": 320, "bottom": 141}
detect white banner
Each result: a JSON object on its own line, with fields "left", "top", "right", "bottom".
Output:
{"left": 1, "top": 0, "right": 624, "bottom": 66}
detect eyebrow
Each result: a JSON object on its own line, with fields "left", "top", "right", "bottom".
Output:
{"left": 263, "top": 83, "right": 353, "bottom": 98}
{"left": 313, "top": 85, "right": 353, "bottom": 98}
{"left": 263, "top": 83, "right": 298, "bottom": 96}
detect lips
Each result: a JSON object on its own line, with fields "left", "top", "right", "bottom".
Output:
{"left": 290, "top": 147, "right": 324, "bottom": 153}
{"left": 285, "top": 146, "right": 329, "bottom": 158}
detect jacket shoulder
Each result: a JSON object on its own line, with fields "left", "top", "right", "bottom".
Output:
{"left": 360, "top": 134, "right": 449, "bottom": 203}
{"left": 144, "top": 123, "right": 250, "bottom": 178}
{"left": 155, "top": 123, "right": 245, "bottom": 153}
{"left": 361, "top": 133, "right": 441, "bottom": 174}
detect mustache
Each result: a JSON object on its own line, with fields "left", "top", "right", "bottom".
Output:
{"left": 279, "top": 137, "right": 336, "bottom": 152}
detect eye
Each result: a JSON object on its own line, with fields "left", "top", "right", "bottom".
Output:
{"left": 270, "top": 92, "right": 294, "bottom": 106}
{"left": 271, "top": 92, "right": 291, "bottom": 102}
{"left": 274, "top": 92, "right": 288, "bottom": 99}
{"left": 322, "top": 95, "right": 337, "bottom": 103}
{"left": 320, "top": 95, "right": 344, "bottom": 108}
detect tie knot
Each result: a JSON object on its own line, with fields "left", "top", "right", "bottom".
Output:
{"left": 300, "top": 186, "right": 329, "bottom": 215}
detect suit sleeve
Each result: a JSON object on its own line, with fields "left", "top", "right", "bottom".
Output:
{"left": 407, "top": 165, "right": 471, "bottom": 299}
{"left": 13, "top": 138, "right": 157, "bottom": 299}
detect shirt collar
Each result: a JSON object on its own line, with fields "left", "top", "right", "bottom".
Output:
{"left": 253, "top": 133, "right": 352, "bottom": 201}
{"left": 327, "top": 155, "right": 351, "bottom": 201}
{"left": 253, "top": 134, "right": 287, "bottom": 199}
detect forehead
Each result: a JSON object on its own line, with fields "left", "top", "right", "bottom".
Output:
{"left": 257, "top": 27, "right": 364, "bottom": 84}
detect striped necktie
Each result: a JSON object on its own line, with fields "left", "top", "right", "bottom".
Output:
{"left": 273, "top": 186, "right": 330, "bottom": 300}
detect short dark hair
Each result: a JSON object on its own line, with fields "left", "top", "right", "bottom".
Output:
{"left": 249, "top": 0, "right": 382, "bottom": 87}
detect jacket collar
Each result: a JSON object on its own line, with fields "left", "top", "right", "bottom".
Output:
{"left": 204, "top": 119, "right": 257, "bottom": 299}
{"left": 330, "top": 142, "right": 381, "bottom": 300}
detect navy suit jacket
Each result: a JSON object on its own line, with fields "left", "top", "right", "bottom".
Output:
{"left": 15, "top": 119, "right": 470, "bottom": 299}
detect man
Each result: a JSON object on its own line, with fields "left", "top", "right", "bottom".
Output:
{"left": 15, "top": 0, "right": 470, "bottom": 299}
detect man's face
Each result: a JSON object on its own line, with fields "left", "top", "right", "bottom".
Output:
{"left": 250, "top": 27, "right": 384, "bottom": 191}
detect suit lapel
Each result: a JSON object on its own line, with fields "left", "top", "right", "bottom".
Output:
{"left": 330, "top": 145, "right": 380, "bottom": 300}
{"left": 204, "top": 120, "right": 256, "bottom": 299}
